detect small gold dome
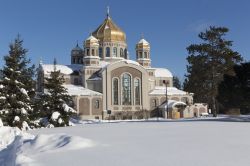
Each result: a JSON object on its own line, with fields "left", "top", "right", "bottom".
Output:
{"left": 92, "top": 16, "right": 126, "bottom": 42}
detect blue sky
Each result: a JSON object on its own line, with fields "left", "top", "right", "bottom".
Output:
{"left": 0, "top": 0, "right": 250, "bottom": 80}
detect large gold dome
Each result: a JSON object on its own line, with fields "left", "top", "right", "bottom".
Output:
{"left": 92, "top": 16, "right": 126, "bottom": 42}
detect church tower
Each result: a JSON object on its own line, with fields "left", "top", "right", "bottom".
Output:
{"left": 136, "top": 37, "right": 151, "bottom": 68}
{"left": 71, "top": 42, "right": 83, "bottom": 64}
{"left": 83, "top": 35, "right": 100, "bottom": 66}
{"left": 92, "top": 7, "right": 128, "bottom": 63}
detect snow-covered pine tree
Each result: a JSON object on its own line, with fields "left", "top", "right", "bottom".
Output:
{"left": 1, "top": 35, "right": 35, "bottom": 128}
{"left": 42, "top": 59, "right": 76, "bottom": 127}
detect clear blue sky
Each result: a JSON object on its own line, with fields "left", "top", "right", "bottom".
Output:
{"left": 0, "top": 0, "right": 250, "bottom": 80}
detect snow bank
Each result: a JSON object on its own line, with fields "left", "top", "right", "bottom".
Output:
{"left": 0, "top": 126, "right": 95, "bottom": 166}
{"left": 0, "top": 127, "right": 21, "bottom": 150}
{"left": 16, "top": 133, "right": 95, "bottom": 165}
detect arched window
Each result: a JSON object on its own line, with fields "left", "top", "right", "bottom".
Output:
{"left": 113, "top": 47, "right": 117, "bottom": 57}
{"left": 124, "top": 48, "right": 127, "bottom": 59}
{"left": 144, "top": 52, "right": 147, "bottom": 58}
{"left": 139, "top": 52, "right": 143, "bottom": 59}
{"left": 91, "top": 49, "right": 95, "bottom": 56}
{"left": 106, "top": 47, "right": 110, "bottom": 57}
{"left": 95, "top": 100, "right": 100, "bottom": 109}
{"left": 120, "top": 48, "right": 124, "bottom": 57}
{"left": 86, "top": 49, "right": 89, "bottom": 56}
{"left": 152, "top": 99, "right": 157, "bottom": 107}
{"left": 99, "top": 47, "right": 103, "bottom": 58}
{"left": 122, "top": 73, "right": 131, "bottom": 105}
{"left": 113, "top": 78, "right": 119, "bottom": 105}
{"left": 134, "top": 78, "right": 140, "bottom": 105}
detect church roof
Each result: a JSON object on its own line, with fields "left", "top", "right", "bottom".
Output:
{"left": 159, "top": 100, "right": 187, "bottom": 109}
{"left": 63, "top": 84, "right": 102, "bottom": 96}
{"left": 92, "top": 16, "right": 126, "bottom": 42}
{"left": 86, "top": 35, "right": 98, "bottom": 42}
{"left": 72, "top": 44, "right": 82, "bottom": 51}
{"left": 41, "top": 64, "right": 82, "bottom": 75}
{"left": 154, "top": 68, "right": 173, "bottom": 78}
{"left": 149, "top": 86, "right": 188, "bottom": 96}
{"left": 138, "top": 38, "right": 149, "bottom": 45}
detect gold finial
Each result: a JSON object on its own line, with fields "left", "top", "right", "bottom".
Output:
{"left": 107, "top": 6, "right": 110, "bottom": 18}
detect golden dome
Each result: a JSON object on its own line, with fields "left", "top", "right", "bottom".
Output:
{"left": 92, "top": 16, "right": 126, "bottom": 42}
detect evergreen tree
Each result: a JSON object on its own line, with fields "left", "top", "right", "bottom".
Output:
{"left": 42, "top": 59, "right": 76, "bottom": 127}
{"left": 218, "top": 62, "right": 250, "bottom": 114}
{"left": 173, "top": 76, "right": 182, "bottom": 89}
{"left": 184, "top": 26, "right": 242, "bottom": 116}
{"left": 0, "top": 36, "right": 35, "bottom": 128}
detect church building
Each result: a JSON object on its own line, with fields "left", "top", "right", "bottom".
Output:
{"left": 37, "top": 10, "right": 200, "bottom": 120}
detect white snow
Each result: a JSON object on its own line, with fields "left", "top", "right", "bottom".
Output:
{"left": 63, "top": 84, "right": 102, "bottom": 96}
{"left": 20, "top": 108, "right": 27, "bottom": 115}
{"left": 14, "top": 116, "right": 20, "bottom": 122}
{"left": 63, "top": 103, "right": 76, "bottom": 113}
{"left": 41, "top": 64, "right": 74, "bottom": 75}
{"left": 86, "top": 35, "right": 98, "bottom": 42}
{"left": 159, "top": 99, "right": 187, "bottom": 109}
{"left": 150, "top": 86, "right": 189, "bottom": 95}
{"left": 0, "top": 127, "right": 21, "bottom": 150}
{"left": 0, "top": 118, "right": 3, "bottom": 127}
{"left": 0, "top": 96, "right": 6, "bottom": 100}
{"left": 154, "top": 68, "right": 173, "bottom": 77}
{"left": 20, "top": 88, "right": 28, "bottom": 96}
{"left": 51, "top": 111, "right": 60, "bottom": 121}
{"left": 0, "top": 84, "right": 4, "bottom": 89}
{"left": 138, "top": 38, "right": 149, "bottom": 45}
{"left": 2, "top": 117, "right": 250, "bottom": 166}
{"left": 22, "top": 121, "right": 31, "bottom": 131}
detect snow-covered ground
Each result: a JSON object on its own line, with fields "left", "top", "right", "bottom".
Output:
{"left": 1, "top": 116, "right": 250, "bottom": 166}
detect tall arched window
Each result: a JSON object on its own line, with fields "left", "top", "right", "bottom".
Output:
{"left": 106, "top": 47, "right": 110, "bottom": 57}
{"left": 113, "top": 78, "right": 119, "bottom": 105}
{"left": 124, "top": 48, "right": 127, "bottom": 59}
{"left": 120, "top": 48, "right": 124, "bottom": 58}
{"left": 144, "top": 52, "right": 147, "bottom": 58}
{"left": 86, "top": 49, "right": 90, "bottom": 56}
{"left": 91, "top": 49, "right": 95, "bottom": 56}
{"left": 99, "top": 47, "right": 103, "bottom": 58}
{"left": 134, "top": 78, "right": 140, "bottom": 105}
{"left": 113, "top": 47, "right": 117, "bottom": 57}
{"left": 122, "top": 73, "right": 131, "bottom": 105}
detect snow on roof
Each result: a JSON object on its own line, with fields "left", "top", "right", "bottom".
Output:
{"left": 41, "top": 64, "right": 73, "bottom": 75}
{"left": 67, "top": 64, "right": 82, "bottom": 71}
{"left": 149, "top": 86, "right": 188, "bottom": 96}
{"left": 41, "top": 64, "right": 82, "bottom": 75}
{"left": 154, "top": 68, "right": 173, "bottom": 78}
{"left": 159, "top": 100, "right": 187, "bottom": 109}
{"left": 63, "top": 84, "right": 102, "bottom": 96}
{"left": 138, "top": 38, "right": 149, "bottom": 45}
{"left": 122, "top": 59, "right": 140, "bottom": 66}
{"left": 99, "top": 59, "right": 141, "bottom": 74}
{"left": 86, "top": 35, "right": 98, "bottom": 41}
